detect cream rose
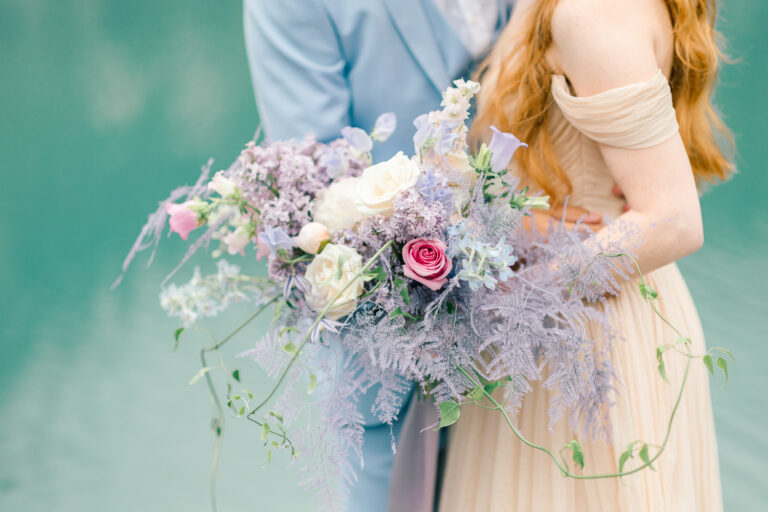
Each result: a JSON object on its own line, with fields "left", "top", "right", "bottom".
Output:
{"left": 312, "top": 177, "right": 366, "bottom": 234}
{"left": 303, "top": 244, "right": 364, "bottom": 320}
{"left": 356, "top": 151, "right": 420, "bottom": 217}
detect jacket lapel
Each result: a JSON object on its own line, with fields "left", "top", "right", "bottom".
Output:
{"left": 380, "top": 0, "right": 451, "bottom": 93}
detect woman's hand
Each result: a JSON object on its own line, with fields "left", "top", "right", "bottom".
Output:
{"left": 523, "top": 205, "right": 604, "bottom": 235}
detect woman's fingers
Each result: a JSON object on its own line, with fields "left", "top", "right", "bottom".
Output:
{"left": 525, "top": 209, "right": 606, "bottom": 235}
{"left": 553, "top": 205, "right": 603, "bottom": 224}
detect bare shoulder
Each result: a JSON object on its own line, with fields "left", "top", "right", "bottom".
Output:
{"left": 549, "top": 0, "right": 668, "bottom": 95}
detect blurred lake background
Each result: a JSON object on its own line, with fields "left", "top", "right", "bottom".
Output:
{"left": 0, "top": 1, "right": 765, "bottom": 510}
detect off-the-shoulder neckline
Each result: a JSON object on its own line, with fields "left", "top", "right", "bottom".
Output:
{"left": 551, "top": 69, "right": 669, "bottom": 101}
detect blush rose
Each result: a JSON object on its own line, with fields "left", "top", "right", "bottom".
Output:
{"left": 402, "top": 239, "right": 452, "bottom": 291}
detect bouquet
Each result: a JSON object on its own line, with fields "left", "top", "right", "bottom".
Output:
{"left": 117, "top": 80, "right": 731, "bottom": 510}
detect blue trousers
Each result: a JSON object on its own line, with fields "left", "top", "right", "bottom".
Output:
{"left": 347, "top": 382, "right": 413, "bottom": 512}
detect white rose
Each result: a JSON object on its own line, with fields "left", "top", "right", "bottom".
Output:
{"left": 294, "top": 222, "right": 330, "bottom": 255}
{"left": 208, "top": 171, "right": 238, "bottom": 197}
{"left": 312, "top": 177, "right": 366, "bottom": 234}
{"left": 356, "top": 151, "right": 421, "bottom": 217}
{"left": 304, "top": 244, "right": 364, "bottom": 320}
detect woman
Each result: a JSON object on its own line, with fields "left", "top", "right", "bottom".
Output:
{"left": 439, "top": 0, "right": 732, "bottom": 510}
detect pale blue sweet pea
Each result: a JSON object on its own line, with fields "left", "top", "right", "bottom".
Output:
{"left": 412, "top": 114, "right": 435, "bottom": 153}
{"left": 319, "top": 147, "right": 347, "bottom": 179}
{"left": 258, "top": 226, "right": 295, "bottom": 255}
{"left": 413, "top": 115, "right": 458, "bottom": 156}
{"left": 489, "top": 125, "right": 528, "bottom": 172}
{"left": 372, "top": 112, "right": 397, "bottom": 142}
{"left": 341, "top": 126, "right": 373, "bottom": 153}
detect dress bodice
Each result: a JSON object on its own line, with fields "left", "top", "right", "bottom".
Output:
{"left": 540, "top": 70, "right": 679, "bottom": 217}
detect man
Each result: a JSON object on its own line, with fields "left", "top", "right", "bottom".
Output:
{"left": 243, "top": 1, "right": 599, "bottom": 509}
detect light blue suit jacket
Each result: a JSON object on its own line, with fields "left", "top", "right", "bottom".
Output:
{"left": 243, "top": 1, "right": 511, "bottom": 509}
{"left": 244, "top": 0, "right": 510, "bottom": 159}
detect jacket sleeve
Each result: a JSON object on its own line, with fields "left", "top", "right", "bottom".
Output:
{"left": 243, "top": 0, "right": 351, "bottom": 142}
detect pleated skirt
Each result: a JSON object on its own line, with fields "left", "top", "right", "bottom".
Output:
{"left": 438, "top": 263, "right": 722, "bottom": 512}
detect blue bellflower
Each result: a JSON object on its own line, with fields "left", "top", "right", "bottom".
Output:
{"left": 489, "top": 125, "right": 528, "bottom": 172}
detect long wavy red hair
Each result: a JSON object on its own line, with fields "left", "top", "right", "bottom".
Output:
{"left": 471, "top": 0, "right": 734, "bottom": 205}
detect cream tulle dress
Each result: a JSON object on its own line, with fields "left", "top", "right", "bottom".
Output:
{"left": 437, "top": 71, "right": 722, "bottom": 511}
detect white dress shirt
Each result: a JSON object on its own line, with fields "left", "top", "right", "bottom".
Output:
{"left": 433, "top": 0, "right": 500, "bottom": 57}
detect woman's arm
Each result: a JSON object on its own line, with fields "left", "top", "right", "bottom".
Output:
{"left": 549, "top": 0, "right": 703, "bottom": 274}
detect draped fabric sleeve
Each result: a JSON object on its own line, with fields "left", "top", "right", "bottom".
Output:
{"left": 550, "top": 70, "right": 679, "bottom": 149}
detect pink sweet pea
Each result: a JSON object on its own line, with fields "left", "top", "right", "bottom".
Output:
{"left": 165, "top": 201, "right": 201, "bottom": 240}
{"left": 402, "top": 239, "right": 452, "bottom": 291}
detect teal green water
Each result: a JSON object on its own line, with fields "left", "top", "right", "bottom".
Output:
{"left": 0, "top": 1, "right": 765, "bottom": 510}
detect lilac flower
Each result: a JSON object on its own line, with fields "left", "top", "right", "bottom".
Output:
{"left": 372, "top": 112, "right": 397, "bottom": 142}
{"left": 258, "top": 226, "right": 295, "bottom": 255}
{"left": 341, "top": 126, "right": 373, "bottom": 153}
{"left": 489, "top": 125, "right": 528, "bottom": 172}
{"left": 391, "top": 189, "right": 447, "bottom": 243}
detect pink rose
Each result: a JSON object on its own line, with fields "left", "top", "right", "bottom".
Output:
{"left": 165, "top": 201, "right": 201, "bottom": 240}
{"left": 402, "top": 239, "right": 452, "bottom": 291}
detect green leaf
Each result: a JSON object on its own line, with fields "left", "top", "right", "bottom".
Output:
{"left": 437, "top": 401, "right": 461, "bottom": 429}
{"left": 702, "top": 354, "right": 714, "bottom": 375}
{"left": 564, "top": 440, "right": 584, "bottom": 469}
{"left": 188, "top": 366, "right": 213, "bottom": 386}
{"left": 657, "top": 360, "right": 669, "bottom": 384}
{"left": 269, "top": 411, "right": 284, "bottom": 423}
{"left": 618, "top": 441, "right": 637, "bottom": 474}
{"left": 483, "top": 379, "right": 508, "bottom": 396}
{"left": 282, "top": 342, "right": 298, "bottom": 355}
{"left": 639, "top": 443, "right": 655, "bottom": 471}
{"left": 232, "top": 369, "right": 240, "bottom": 382}
{"left": 317, "top": 239, "right": 330, "bottom": 254}
{"left": 393, "top": 278, "right": 411, "bottom": 305}
{"left": 717, "top": 357, "right": 729, "bottom": 387}
{"left": 173, "top": 327, "right": 185, "bottom": 349}
{"left": 638, "top": 283, "right": 658, "bottom": 301}
{"left": 445, "top": 301, "right": 456, "bottom": 314}
{"left": 238, "top": 405, "right": 245, "bottom": 416}
{"left": 389, "top": 307, "right": 418, "bottom": 322}
{"left": 231, "top": 395, "right": 241, "bottom": 401}
{"left": 261, "top": 422, "right": 270, "bottom": 441}
{"left": 267, "top": 450, "right": 272, "bottom": 464}
{"left": 468, "top": 385, "right": 485, "bottom": 402}
{"left": 367, "top": 266, "right": 386, "bottom": 282}
{"left": 308, "top": 374, "right": 318, "bottom": 395}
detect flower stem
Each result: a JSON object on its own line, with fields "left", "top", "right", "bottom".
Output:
{"left": 457, "top": 251, "right": 694, "bottom": 479}
{"left": 247, "top": 241, "right": 394, "bottom": 420}
{"left": 198, "top": 294, "right": 280, "bottom": 512}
